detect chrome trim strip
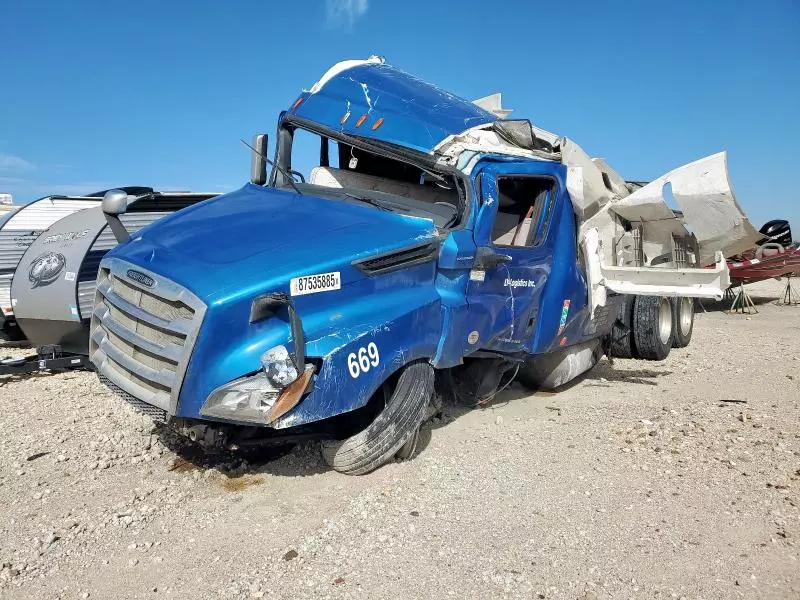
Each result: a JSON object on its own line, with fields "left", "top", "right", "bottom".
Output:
{"left": 94, "top": 304, "right": 183, "bottom": 362}
{"left": 96, "top": 280, "right": 193, "bottom": 335}
{"left": 90, "top": 348, "right": 171, "bottom": 411}
{"left": 91, "top": 328, "right": 176, "bottom": 388}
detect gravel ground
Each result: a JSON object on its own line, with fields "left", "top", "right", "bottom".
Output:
{"left": 1, "top": 279, "right": 798, "bottom": 600}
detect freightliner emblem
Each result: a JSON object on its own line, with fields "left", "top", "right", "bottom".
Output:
{"left": 126, "top": 269, "right": 155, "bottom": 288}
{"left": 28, "top": 252, "right": 67, "bottom": 288}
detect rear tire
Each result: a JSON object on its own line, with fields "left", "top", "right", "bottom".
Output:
{"left": 321, "top": 361, "right": 433, "bottom": 475}
{"left": 610, "top": 295, "right": 636, "bottom": 358}
{"left": 671, "top": 297, "right": 694, "bottom": 348}
{"left": 632, "top": 296, "right": 673, "bottom": 361}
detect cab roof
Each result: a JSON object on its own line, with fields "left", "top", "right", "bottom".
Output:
{"left": 289, "top": 57, "right": 498, "bottom": 154}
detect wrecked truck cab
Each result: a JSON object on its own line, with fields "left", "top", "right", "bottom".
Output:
{"left": 90, "top": 57, "right": 752, "bottom": 474}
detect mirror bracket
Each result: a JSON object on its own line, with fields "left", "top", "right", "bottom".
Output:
{"left": 474, "top": 246, "right": 512, "bottom": 270}
{"left": 102, "top": 189, "right": 131, "bottom": 243}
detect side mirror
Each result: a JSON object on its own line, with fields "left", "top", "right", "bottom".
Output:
{"left": 102, "top": 189, "right": 128, "bottom": 216}
{"left": 250, "top": 134, "right": 269, "bottom": 185}
{"left": 102, "top": 189, "right": 131, "bottom": 243}
{"left": 475, "top": 246, "right": 513, "bottom": 270}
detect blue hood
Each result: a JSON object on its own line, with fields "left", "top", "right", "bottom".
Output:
{"left": 290, "top": 59, "right": 497, "bottom": 154}
{"left": 110, "top": 184, "right": 438, "bottom": 303}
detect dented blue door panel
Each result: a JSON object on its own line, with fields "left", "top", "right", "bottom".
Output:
{"left": 289, "top": 61, "right": 497, "bottom": 153}
{"left": 462, "top": 158, "right": 588, "bottom": 355}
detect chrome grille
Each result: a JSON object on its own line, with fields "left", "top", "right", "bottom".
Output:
{"left": 89, "top": 258, "right": 206, "bottom": 413}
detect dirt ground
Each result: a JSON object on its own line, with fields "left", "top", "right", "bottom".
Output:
{"left": 1, "top": 279, "right": 798, "bottom": 600}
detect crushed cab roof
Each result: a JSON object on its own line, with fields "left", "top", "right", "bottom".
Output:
{"left": 289, "top": 56, "right": 498, "bottom": 154}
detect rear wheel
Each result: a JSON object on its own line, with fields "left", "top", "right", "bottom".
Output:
{"left": 671, "top": 297, "right": 694, "bottom": 348}
{"left": 321, "top": 361, "right": 433, "bottom": 475}
{"left": 610, "top": 295, "right": 636, "bottom": 358}
{"left": 632, "top": 296, "right": 673, "bottom": 361}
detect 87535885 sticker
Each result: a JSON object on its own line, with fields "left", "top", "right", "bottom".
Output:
{"left": 290, "top": 271, "right": 341, "bottom": 296}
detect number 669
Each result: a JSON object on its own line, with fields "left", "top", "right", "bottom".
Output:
{"left": 347, "top": 342, "right": 380, "bottom": 378}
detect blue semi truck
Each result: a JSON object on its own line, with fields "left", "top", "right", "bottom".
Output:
{"left": 89, "top": 57, "right": 748, "bottom": 474}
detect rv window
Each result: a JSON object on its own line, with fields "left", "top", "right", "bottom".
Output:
{"left": 491, "top": 177, "right": 556, "bottom": 248}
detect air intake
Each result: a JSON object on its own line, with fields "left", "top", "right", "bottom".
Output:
{"left": 354, "top": 242, "right": 439, "bottom": 275}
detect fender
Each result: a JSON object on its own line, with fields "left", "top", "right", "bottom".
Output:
{"left": 176, "top": 260, "right": 442, "bottom": 427}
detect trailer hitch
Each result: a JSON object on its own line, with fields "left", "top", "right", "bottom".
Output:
{"left": 0, "top": 344, "right": 91, "bottom": 376}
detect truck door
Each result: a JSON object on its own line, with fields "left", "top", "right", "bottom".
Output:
{"left": 464, "top": 161, "right": 562, "bottom": 353}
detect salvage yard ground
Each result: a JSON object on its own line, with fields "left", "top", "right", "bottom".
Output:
{"left": 1, "top": 279, "right": 798, "bottom": 600}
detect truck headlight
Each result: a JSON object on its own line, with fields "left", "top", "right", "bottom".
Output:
{"left": 260, "top": 345, "right": 298, "bottom": 388}
{"left": 200, "top": 372, "right": 281, "bottom": 423}
{"left": 200, "top": 344, "right": 314, "bottom": 425}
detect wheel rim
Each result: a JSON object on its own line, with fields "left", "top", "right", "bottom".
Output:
{"left": 679, "top": 297, "right": 693, "bottom": 336}
{"left": 658, "top": 297, "right": 672, "bottom": 345}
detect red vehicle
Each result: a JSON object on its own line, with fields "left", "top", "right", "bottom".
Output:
{"left": 728, "top": 220, "right": 799, "bottom": 282}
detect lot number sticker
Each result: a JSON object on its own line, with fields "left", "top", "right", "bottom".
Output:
{"left": 290, "top": 271, "right": 341, "bottom": 296}
{"left": 347, "top": 342, "right": 380, "bottom": 378}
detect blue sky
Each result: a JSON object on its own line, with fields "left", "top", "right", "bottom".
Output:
{"left": 1, "top": 0, "right": 798, "bottom": 236}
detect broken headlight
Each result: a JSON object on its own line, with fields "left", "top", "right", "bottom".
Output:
{"left": 200, "top": 372, "right": 281, "bottom": 423}
{"left": 260, "top": 345, "right": 298, "bottom": 388}
{"left": 200, "top": 345, "right": 300, "bottom": 424}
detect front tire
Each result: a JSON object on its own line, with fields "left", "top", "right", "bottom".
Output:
{"left": 671, "top": 297, "right": 694, "bottom": 348}
{"left": 632, "top": 296, "right": 673, "bottom": 361}
{"left": 321, "top": 361, "right": 433, "bottom": 475}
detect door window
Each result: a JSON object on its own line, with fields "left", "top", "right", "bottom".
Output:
{"left": 490, "top": 177, "right": 556, "bottom": 248}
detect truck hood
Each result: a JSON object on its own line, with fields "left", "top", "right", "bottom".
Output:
{"left": 110, "top": 183, "right": 438, "bottom": 302}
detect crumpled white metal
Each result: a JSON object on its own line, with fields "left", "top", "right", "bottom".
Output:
{"left": 610, "top": 152, "right": 759, "bottom": 266}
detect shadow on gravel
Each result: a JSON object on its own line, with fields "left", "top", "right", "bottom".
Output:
{"left": 697, "top": 294, "right": 778, "bottom": 313}
{"left": 155, "top": 426, "right": 328, "bottom": 482}
{"left": 580, "top": 360, "right": 673, "bottom": 387}
{"left": 150, "top": 357, "right": 674, "bottom": 480}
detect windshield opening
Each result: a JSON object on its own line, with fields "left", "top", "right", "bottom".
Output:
{"left": 272, "top": 123, "right": 463, "bottom": 229}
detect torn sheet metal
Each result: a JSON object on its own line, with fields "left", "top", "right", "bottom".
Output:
{"left": 472, "top": 93, "right": 513, "bottom": 119}
{"left": 433, "top": 123, "right": 558, "bottom": 171}
{"left": 610, "top": 152, "right": 759, "bottom": 266}
{"left": 298, "top": 58, "right": 757, "bottom": 271}
{"left": 591, "top": 158, "right": 630, "bottom": 199}
{"left": 561, "top": 138, "right": 614, "bottom": 220}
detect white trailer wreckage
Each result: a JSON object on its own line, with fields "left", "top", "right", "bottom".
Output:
{"left": 469, "top": 93, "right": 759, "bottom": 314}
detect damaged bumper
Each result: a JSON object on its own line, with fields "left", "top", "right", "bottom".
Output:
{"left": 600, "top": 251, "right": 730, "bottom": 299}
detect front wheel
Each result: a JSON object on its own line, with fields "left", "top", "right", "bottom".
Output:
{"left": 321, "top": 361, "right": 433, "bottom": 475}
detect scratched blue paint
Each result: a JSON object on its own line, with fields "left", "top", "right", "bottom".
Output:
{"left": 99, "top": 60, "right": 601, "bottom": 429}
{"left": 290, "top": 62, "right": 497, "bottom": 154}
